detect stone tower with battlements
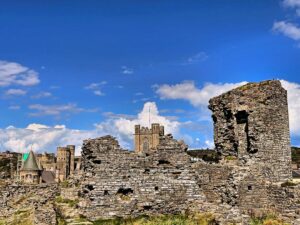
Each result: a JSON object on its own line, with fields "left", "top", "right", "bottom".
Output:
{"left": 134, "top": 123, "right": 164, "bottom": 152}
{"left": 209, "top": 80, "right": 292, "bottom": 182}
{"left": 56, "top": 145, "right": 75, "bottom": 182}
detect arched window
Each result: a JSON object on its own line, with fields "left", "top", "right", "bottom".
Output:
{"left": 143, "top": 138, "right": 149, "bottom": 151}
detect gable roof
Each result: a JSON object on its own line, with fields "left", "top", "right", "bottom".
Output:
{"left": 21, "top": 150, "right": 41, "bottom": 171}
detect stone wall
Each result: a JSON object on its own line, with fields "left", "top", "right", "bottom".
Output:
{"left": 209, "top": 80, "right": 292, "bottom": 182}
{"left": 0, "top": 183, "right": 58, "bottom": 225}
{"left": 80, "top": 135, "right": 206, "bottom": 219}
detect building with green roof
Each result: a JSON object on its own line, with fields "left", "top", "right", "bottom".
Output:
{"left": 19, "top": 150, "right": 41, "bottom": 184}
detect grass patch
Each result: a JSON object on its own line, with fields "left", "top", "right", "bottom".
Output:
{"left": 10, "top": 209, "right": 33, "bottom": 225}
{"left": 225, "top": 156, "right": 237, "bottom": 161}
{"left": 55, "top": 196, "right": 79, "bottom": 208}
{"left": 92, "top": 213, "right": 217, "bottom": 225}
{"left": 60, "top": 180, "right": 70, "bottom": 188}
{"left": 250, "top": 213, "right": 290, "bottom": 225}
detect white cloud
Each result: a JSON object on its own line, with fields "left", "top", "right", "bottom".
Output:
{"left": 273, "top": 21, "right": 300, "bottom": 41}
{"left": 31, "top": 91, "right": 52, "bottom": 99}
{"left": 0, "top": 124, "right": 100, "bottom": 155}
{"left": 280, "top": 80, "right": 300, "bottom": 135}
{"left": 0, "top": 60, "right": 40, "bottom": 87}
{"left": 5, "top": 88, "right": 27, "bottom": 96}
{"left": 272, "top": 1, "right": 300, "bottom": 44}
{"left": 204, "top": 140, "right": 215, "bottom": 149}
{"left": 121, "top": 66, "right": 134, "bottom": 74}
{"left": 28, "top": 103, "right": 95, "bottom": 117}
{"left": 85, "top": 81, "right": 106, "bottom": 96}
{"left": 155, "top": 81, "right": 247, "bottom": 107}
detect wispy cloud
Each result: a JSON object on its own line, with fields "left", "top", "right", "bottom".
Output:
{"left": 8, "top": 105, "right": 21, "bottom": 110}
{"left": 0, "top": 60, "right": 40, "bottom": 87}
{"left": 85, "top": 81, "right": 107, "bottom": 96}
{"left": 28, "top": 103, "right": 98, "bottom": 117}
{"left": 132, "top": 97, "right": 151, "bottom": 104}
{"left": 283, "top": 0, "right": 300, "bottom": 9}
{"left": 155, "top": 81, "right": 246, "bottom": 108}
{"left": 182, "top": 52, "right": 208, "bottom": 65}
{"left": 31, "top": 91, "right": 52, "bottom": 99}
{"left": 273, "top": 21, "right": 300, "bottom": 41}
{"left": 5, "top": 88, "right": 27, "bottom": 96}
{"left": 121, "top": 66, "right": 134, "bottom": 74}
{"left": 272, "top": 1, "right": 300, "bottom": 45}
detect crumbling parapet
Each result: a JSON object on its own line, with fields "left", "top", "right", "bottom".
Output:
{"left": 209, "top": 80, "right": 292, "bottom": 182}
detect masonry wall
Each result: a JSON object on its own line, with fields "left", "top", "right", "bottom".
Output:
{"left": 209, "top": 80, "right": 292, "bottom": 182}
{"left": 80, "top": 135, "right": 199, "bottom": 219}
{"left": 0, "top": 184, "right": 58, "bottom": 225}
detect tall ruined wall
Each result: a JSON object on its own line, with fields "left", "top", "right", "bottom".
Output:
{"left": 209, "top": 80, "right": 291, "bottom": 182}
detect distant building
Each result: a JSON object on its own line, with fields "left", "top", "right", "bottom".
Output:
{"left": 19, "top": 150, "right": 42, "bottom": 184}
{"left": 134, "top": 123, "right": 164, "bottom": 152}
{"left": 56, "top": 145, "right": 75, "bottom": 182}
{"left": 14, "top": 145, "right": 81, "bottom": 184}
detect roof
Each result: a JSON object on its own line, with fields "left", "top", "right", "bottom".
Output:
{"left": 21, "top": 150, "right": 41, "bottom": 171}
{"left": 41, "top": 171, "right": 55, "bottom": 183}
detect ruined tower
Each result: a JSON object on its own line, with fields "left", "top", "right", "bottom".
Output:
{"left": 209, "top": 80, "right": 291, "bottom": 182}
{"left": 134, "top": 123, "right": 164, "bottom": 152}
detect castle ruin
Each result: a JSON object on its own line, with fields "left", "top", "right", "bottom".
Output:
{"left": 1, "top": 80, "right": 300, "bottom": 224}
{"left": 78, "top": 80, "right": 300, "bottom": 224}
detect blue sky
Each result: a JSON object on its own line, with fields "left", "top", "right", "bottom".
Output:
{"left": 1, "top": 0, "right": 300, "bottom": 154}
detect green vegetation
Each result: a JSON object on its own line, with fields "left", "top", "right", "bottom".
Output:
{"left": 60, "top": 180, "right": 70, "bottom": 188}
{"left": 57, "top": 217, "right": 67, "bottom": 225}
{"left": 280, "top": 180, "right": 297, "bottom": 187}
{"left": 9, "top": 209, "right": 33, "bottom": 225}
{"left": 55, "top": 196, "right": 79, "bottom": 207}
{"left": 250, "top": 213, "right": 290, "bottom": 225}
{"left": 225, "top": 155, "right": 237, "bottom": 161}
{"left": 92, "top": 213, "right": 217, "bottom": 225}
